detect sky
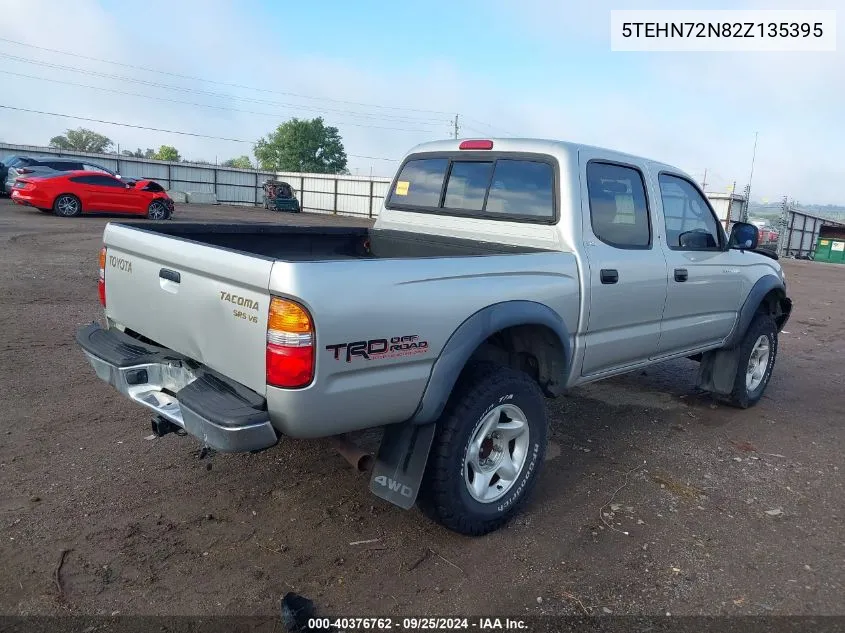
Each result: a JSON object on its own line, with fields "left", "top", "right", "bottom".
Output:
{"left": 0, "top": 0, "right": 842, "bottom": 204}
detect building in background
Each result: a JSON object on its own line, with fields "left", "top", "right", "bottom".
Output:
{"left": 705, "top": 191, "right": 746, "bottom": 232}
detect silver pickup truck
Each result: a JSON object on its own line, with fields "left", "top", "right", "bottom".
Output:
{"left": 76, "top": 138, "right": 792, "bottom": 535}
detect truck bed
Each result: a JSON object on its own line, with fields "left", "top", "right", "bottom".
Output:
{"left": 115, "top": 223, "right": 547, "bottom": 261}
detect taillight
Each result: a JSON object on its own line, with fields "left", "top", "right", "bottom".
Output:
{"left": 98, "top": 246, "right": 107, "bottom": 307}
{"left": 266, "top": 297, "right": 314, "bottom": 388}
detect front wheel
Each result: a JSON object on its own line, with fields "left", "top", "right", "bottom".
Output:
{"left": 725, "top": 315, "right": 778, "bottom": 408}
{"left": 419, "top": 362, "right": 548, "bottom": 535}
{"left": 147, "top": 200, "right": 170, "bottom": 220}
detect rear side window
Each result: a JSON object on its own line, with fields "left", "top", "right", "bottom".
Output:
{"left": 88, "top": 175, "right": 124, "bottom": 187}
{"left": 387, "top": 154, "right": 555, "bottom": 222}
{"left": 390, "top": 158, "right": 448, "bottom": 208}
{"left": 69, "top": 176, "right": 97, "bottom": 184}
{"left": 586, "top": 162, "right": 651, "bottom": 248}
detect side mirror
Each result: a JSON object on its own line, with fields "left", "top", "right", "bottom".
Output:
{"left": 729, "top": 222, "right": 759, "bottom": 250}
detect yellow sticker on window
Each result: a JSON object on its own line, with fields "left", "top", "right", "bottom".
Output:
{"left": 820, "top": 239, "right": 830, "bottom": 245}
{"left": 395, "top": 181, "right": 409, "bottom": 196}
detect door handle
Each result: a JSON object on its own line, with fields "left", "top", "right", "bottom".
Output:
{"left": 159, "top": 268, "right": 181, "bottom": 283}
{"left": 600, "top": 269, "right": 618, "bottom": 284}
{"left": 674, "top": 268, "right": 688, "bottom": 282}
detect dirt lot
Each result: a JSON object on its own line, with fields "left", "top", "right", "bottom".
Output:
{"left": 0, "top": 198, "right": 843, "bottom": 618}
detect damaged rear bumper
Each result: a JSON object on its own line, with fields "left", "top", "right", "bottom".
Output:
{"left": 75, "top": 323, "right": 278, "bottom": 453}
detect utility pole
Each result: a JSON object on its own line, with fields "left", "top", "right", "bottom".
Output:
{"left": 701, "top": 168, "right": 708, "bottom": 191}
{"left": 453, "top": 114, "right": 460, "bottom": 140}
{"left": 776, "top": 195, "right": 789, "bottom": 257}
{"left": 742, "top": 132, "right": 759, "bottom": 223}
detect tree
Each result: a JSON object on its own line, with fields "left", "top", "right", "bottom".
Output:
{"left": 49, "top": 128, "right": 113, "bottom": 153}
{"left": 122, "top": 148, "right": 155, "bottom": 159}
{"left": 154, "top": 145, "right": 181, "bottom": 162}
{"left": 254, "top": 117, "right": 347, "bottom": 174}
{"left": 222, "top": 155, "right": 253, "bottom": 169}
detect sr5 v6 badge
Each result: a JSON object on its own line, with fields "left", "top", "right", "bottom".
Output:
{"left": 326, "top": 334, "right": 428, "bottom": 362}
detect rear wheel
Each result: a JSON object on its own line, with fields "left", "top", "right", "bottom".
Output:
{"left": 53, "top": 194, "right": 81, "bottom": 217}
{"left": 147, "top": 200, "right": 169, "bottom": 220}
{"left": 419, "top": 362, "right": 548, "bottom": 535}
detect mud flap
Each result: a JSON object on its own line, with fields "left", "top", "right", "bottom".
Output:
{"left": 369, "top": 422, "right": 435, "bottom": 509}
{"left": 697, "top": 347, "right": 742, "bottom": 395}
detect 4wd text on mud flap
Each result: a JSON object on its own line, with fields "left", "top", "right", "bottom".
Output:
{"left": 326, "top": 335, "right": 429, "bottom": 362}
{"left": 373, "top": 475, "right": 413, "bottom": 498}
{"left": 108, "top": 255, "right": 132, "bottom": 273}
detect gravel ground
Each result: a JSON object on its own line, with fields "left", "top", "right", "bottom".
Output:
{"left": 0, "top": 198, "right": 843, "bottom": 618}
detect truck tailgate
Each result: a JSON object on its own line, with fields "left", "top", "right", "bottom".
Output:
{"left": 102, "top": 223, "right": 272, "bottom": 394}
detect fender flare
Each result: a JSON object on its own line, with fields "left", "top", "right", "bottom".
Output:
{"left": 723, "top": 274, "right": 787, "bottom": 349}
{"left": 410, "top": 300, "right": 572, "bottom": 425}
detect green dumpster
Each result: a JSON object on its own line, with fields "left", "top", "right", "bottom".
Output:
{"left": 814, "top": 237, "right": 845, "bottom": 264}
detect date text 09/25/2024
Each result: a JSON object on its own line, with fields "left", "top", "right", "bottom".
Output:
{"left": 307, "top": 617, "right": 528, "bottom": 630}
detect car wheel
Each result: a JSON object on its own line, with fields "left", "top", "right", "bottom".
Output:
{"left": 418, "top": 362, "right": 548, "bottom": 535}
{"left": 53, "top": 194, "right": 82, "bottom": 217}
{"left": 147, "top": 200, "right": 169, "bottom": 220}
{"left": 725, "top": 315, "right": 778, "bottom": 409}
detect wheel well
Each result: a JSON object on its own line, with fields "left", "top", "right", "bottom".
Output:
{"left": 466, "top": 324, "right": 566, "bottom": 397}
{"left": 756, "top": 288, "right": 790, "bottom": 330}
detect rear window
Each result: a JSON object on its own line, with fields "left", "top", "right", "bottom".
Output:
{"left": 83, "top": 164, "right": 111, "bottom": 173}
{"left": 387, "top": 154, "right": 555, "bottom": 222}
{"left": 390, "top": 158, "right": 448, "bottom": 207}
{"left": 43, "top": 161, "right": 83, "bottom": 170}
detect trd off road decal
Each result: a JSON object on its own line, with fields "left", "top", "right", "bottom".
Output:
{"left": 326, "top": 335, "right": 429, "bottom": 362}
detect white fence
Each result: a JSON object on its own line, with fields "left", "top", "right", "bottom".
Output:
{"left": 0, "top": 143, "right": 392, "bottom": 218}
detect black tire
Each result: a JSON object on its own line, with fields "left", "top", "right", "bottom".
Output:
{"left": 725, "top": 315, "right": 778, "bottom": 409}
{"left": 53, "top": 194, "right": 81, "bottom": 217}
{"left": 419, "top": 362, "right": 548, "bottom": 535}
{"left": 147, "top": 200, "right": 169, "bottom": 220}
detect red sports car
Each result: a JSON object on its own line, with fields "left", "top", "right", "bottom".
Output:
{"left": 10, "top": 171, "right": 174, "bottom": 219}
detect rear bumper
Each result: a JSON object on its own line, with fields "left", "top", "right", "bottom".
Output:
{"left": 11, "top": 190, "right": 50, "bottom": 208}
{"left": 75, "top": 323, "right": 278, "bottom": 453}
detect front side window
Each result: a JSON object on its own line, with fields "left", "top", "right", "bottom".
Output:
{"left": 586, "top": 162, "right": 651, "bottom": 248}
{"left": 659, "top": 174, "right": 721, "bottom": 250}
